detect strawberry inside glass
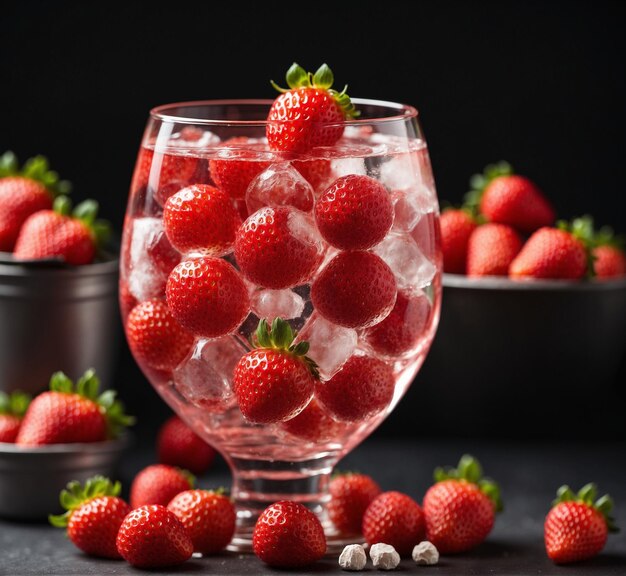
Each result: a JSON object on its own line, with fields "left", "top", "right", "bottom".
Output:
{"left": 121, "top": 64, "right": 442, "bottom": 552}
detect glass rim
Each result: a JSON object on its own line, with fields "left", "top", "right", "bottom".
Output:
{"left": 150, "top": 98, "right": 418, "bottom": 126}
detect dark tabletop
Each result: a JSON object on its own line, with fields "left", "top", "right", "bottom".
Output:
{"left": 1, "top": 438, "right": 625, "bottom": 576}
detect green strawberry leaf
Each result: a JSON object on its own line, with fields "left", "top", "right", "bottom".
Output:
{"left": 0, "top": 151, "right": 71, "bottom": 196}
{"left": 464, "top": 161, "right": 513, "bottom": 212}
{"left": 0, "top": 391, "right": 31, "bottom": 417}
{"left": 552, "top": 483, "right": 619, "bottom": 533}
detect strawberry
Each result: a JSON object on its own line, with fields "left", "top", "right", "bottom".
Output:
{"left": 253, "top": 500, "right": 326, "bottom": 567}
{"left": 209, "top": 137, "right": 270, "bottom": 200}
{"left": 14, "top": 196, "right": 110, "bottom": 265}
{"left": 466, "top": 223, "right": 523, "bottom": 277}
{"left": 363, "top": 290, "right": 431, "bottom": 356}
{"left": 267, "top": 63, "right": 358, "bottom": 153}
{"left": 423, "top": 454, "right": 502, "bottom": 554}
{"left": 311, "top": 251, "right": 397, "bottom": 329}
{"left": 168, "top": 489, "right": 236, "bottom": 554}
{"left": 166, "top": 256, "right": 250, "bottom": 337}
{"left": 465, "top": 162, "right": 555, "bottom": 234}
{"left": 362, "top": 491, "right": 426, "bottom": 556}
{"left": 157, "top": 415, "right": 216, "bottom": 475}
{"left": 116, "top": 504, "right": 193, "bottom": 568}
{"left": 315, "top": 355, "right": 395, "bottom": 423}
{"left": 315, "top": 174, "right": 394, "bottom": 250}
{"left": 129, "top": 464, "right": 194, "bottom": 508}
{"left": 163, "top": 184, "right": 241, "bottom": 255}
{"left": 280, "top": 398, "right": 342, "bottom": 442}
{"left": 126, "top": 300, "right": 195, "bottom": 372}
{"left": 328, "top": 473, "right": 382, "bottom": 534}
{"left": 49, "top": 476, "right": 130, "bottom": 559}
{"left": 509, "top": 222, "right": 590, "bottom": 279}
{"left": 0, "top": 151, "right": 70, "bottom": 252}
{"left": 0, "top": 391, "right": 30, "bottom": 443}
{"left": 235, "top": 206, "right": 323, "bottom": 289}
{"left": 440, "top": 208, "right": 477, "bottom": 274}
{"left": 545, "top": 483, "right": 618, "bottom": 564}
{"left": 294, "top": 158, "right": 332, "bottom": 192}
{"left": 594, "top": 245, "right": 626, "bottom": 278}
{"left": 233, "top": 318, "right": 318, "bottom": 424}
{"left": 16, "top": 369, "right": 133, "bottom": 446}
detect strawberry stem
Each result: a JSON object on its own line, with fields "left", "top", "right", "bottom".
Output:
{"left": 552, "top": 483, "right": 619, "bottom": 533}
{"left": 0, "top": 150, "right": 71, "bottom": 197}
{"left": 0, "top": 391, "right": 31, "bottom": 417}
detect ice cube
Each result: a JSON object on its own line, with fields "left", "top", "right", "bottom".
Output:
{"left": 392, "top": 188, "right": 439, "bottom": 232}
{"left": 294, "top": 313, "right": 357, "bottom": 378}
{"left": 330, "top": 156, "right": 366, "bottom": 180}
{"left": 410, "top": 211, "right": 440, "bottom": 263}
{"left": 246, "top": 163, "right": 314, "bottom": 214}
{"left": 379, "top": 151, "right": 426, "bottom": 191}
{"left": 173, "top": 336, "right": 246, "bottom": 413}
{"left": 251, "top": 289, "right": 305, "bottom": 321}
{"left": 374, "top": 232, "right": 437, "bottom": 290}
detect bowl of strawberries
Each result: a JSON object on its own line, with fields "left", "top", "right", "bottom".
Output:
{"left": 0, "top": 151, "right": 120, "bottom": 396}
{"left": 423, "top": 162, "right": 626, "bottom": 435}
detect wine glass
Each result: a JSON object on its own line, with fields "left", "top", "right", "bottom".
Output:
{"left": 120, "top": 99, "right": 442, "bottom": 551}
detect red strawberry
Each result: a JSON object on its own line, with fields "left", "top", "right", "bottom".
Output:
{"left": 49, "top": 476, "right": 131, "bottom": 559}
{"left": 509, "top": 225, "right": 589, "bottom": 280}
{"left": 126, "top": 300, "right": 195, "bottom": 372}
{"left": 209, "top": 137, "right": 270, "bottom": 200}
{"left": 362, "top": 491, "right": 426, "bottom": 555}
{"left": 129, "top": 464, "right": 194, "bottom": 508}
{"left": 466, "top": 223, "right": 523, "bottom": 277}
{"left": 16, "top": 369, "right": 133, "bottom": 446}
{"left": 157, "top": 415, "right": 216, "bottom": 475}
{"left": 119, "top": 281, "right": 138, "bottom": 320}
{"left": 440, "top": 209, "right": 477, "bottom": 274}
{"left": 168, "top": 489, "right": 236, "bottom": 554}
{"left": 315, "top": 355, "right": 394, "bottom": 423}
{"left": 166, "top": 256, "right": 250, "bottom": 337}
{"left": 234, "top": 318, "right": 318, "bottom": 424}
{"left": 545, "top": 483, "right": 618, "bottom": 564}
{"left": 253, "top": 500, "right": 326, "bottom": 567}
{"left": 328, "top": 473, "right": 382, "bottom": 534}
{"left": 14, "top": 196, "right": 110, "bottom": 265}
{"left": 163, "top": 184, "right": 241, "bottom": 255}
{"left": 311, "top": 251, "right": 397, "bottom": 329}
{"left": 315, "top": 174, "right": 394, "bottom": 250}
{"left": 280, "top": 398, "right": 342, "bottom": 442}
{"left": 235, "top": 206, "right": 324, "bottom": 289}
{"left": 363, "top": 290, "right": 431, "bottom": 356}
{"left": 266, "top": 63, "right": 358, "bottom": 153}
{"left": 0, "top": 151, "right": 70, "bottom": 251}
{"left": 465, "top": 162, "right": 555, "bottom": 233}
{"left": 0, "top": 391, "right": 30, "bottom": 443}
{"left": 294, "top": 158, "right": 332, "bottom": 192}
{"left": 116, "top": 504, "right": 193, "bottom": 568}
{"left": 423, "top": 454, "right": 502, "bottom": 554}
{"left": 594, "top": 245, "right": 626, "bottom": 278}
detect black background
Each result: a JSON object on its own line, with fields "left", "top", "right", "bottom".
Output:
{"left": 2, "top": 1, "right": 624, "bottom": 442}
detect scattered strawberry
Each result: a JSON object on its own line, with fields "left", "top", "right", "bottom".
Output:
{"left": 116, "top": 504, "right": 193, "bottom": 568}
{"left": 316, "top": 355, "right": 394, "bottom": 423}
{"left": 209, "top": 137, "right": 270, "bottom": 200}
{"left": 163, "top": 184, "right": 241, "bottom": 256}
{"left": 16, "top": 370, "right": 133, "bottom": 446}
{"left": 594, "top": 245, "right": 626, "bottom": 278}
{"left": 0, "top": 391, "right": 30, "bottom": 443}
{"left": 315, "top": 174, "right": 394, "bottom": 249}
{"left": 14, "top": 196, "right": 110, "bottom": 265}
{"left": 168, "top": 489, "right": 236, "bottom": 554}
{"left": 266, "top": 63, "right": 358, "bottom": 153}
{"left": 280, "top": 398, "right": 342, "bottom": 442}
{"left": 129, "top": 464, "right": 194, "bottom": 509}
{"left": 166, "top": 256, "right": 250, "bottom": 337}
{"left": 234, "top": 206, "right": 323, "bottom": 289}
{"left": 362, "top": 491, "right": 426, "bottom": 556}
{"left": 423, "top": 454, "right": 502, "bottom": 554}
{"left": 253, "top": 500, "right": 326, "bottom": 567}
{"left": 234, "top": 318, "right": 318, "bottom": 424}
{"left": 126, "top": 300, "right": 195, "bottom": 372}
{"left": 509, "top": 222, "right": 589, "bottom": 280}
{"left": 0, "top": 151, "right": 70, "bottom": 252}
{"left": 311, "top": 251, "right": 397, "bottom": 329}
{"left": 328, "top": 473, "right": 382, "bottom": 534}
{"left": 440, "top": 208, "right": 477, "bottom": 274}
{"left": 49, "top": 476, "right": 130, "bottom": 559}
{"left": 545, "top": 483, "right": 618, "bottom": 564}
{"left": 465, "top": 162, "right": 555, "bottom": 234}
{"left": 157, "top": 415, "right": 216, "bottom": 475}
{"left": 363, "top": 290, "right": 431, "bottom": 356}
{"left": 466, "top": 223, "right": 523, "bottom": 277}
